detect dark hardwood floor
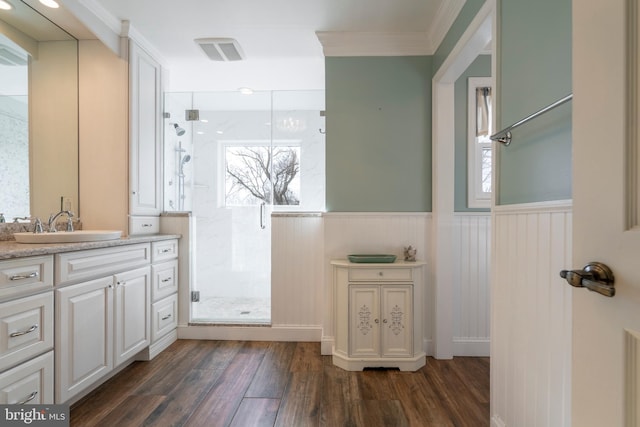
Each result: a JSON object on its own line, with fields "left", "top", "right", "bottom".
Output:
{"left": 70, "top": 340, "right": 489, "bottom": 427}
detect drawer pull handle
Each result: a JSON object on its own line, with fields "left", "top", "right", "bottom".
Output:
{"left": 161, "top": 278, "right": 172, "bottom": 283}
{"left": 18, "top": 391, "right": 38, "bottom": 405}
{"left": 161, "top": 314, "right": 172, "bottom": 320}
{"left": 141, "top": 223, "right": 153, "bottom": 228}
{"left": 161, "top": 248, "right": 172, "bottom": 253}
{"left": 10, "top": 324, "right": 38, "bottom": 338}
{"left": 378, "top": 272, "right": 384, "bottom": 276}
{"left": 9, "top": 272, "right": 39, "bottom": 281}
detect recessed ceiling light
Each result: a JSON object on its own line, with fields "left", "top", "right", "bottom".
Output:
{"left": 216, "top": 130, "right": 224, "bottom": 134}
{"left": 200, "top": 119, "right": 209, "bottom": 123}
{"left": 238, "top": 87, "right": 253, "bottom": 95}
{"left": 0, "top": 1, "right": 12, "bottom": 10}
{"left": 39, "top": 0, "right": 59, "bottom": 8}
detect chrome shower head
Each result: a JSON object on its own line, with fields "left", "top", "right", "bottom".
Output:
{"left": 173, "top": 123, "right": 186, "bottom": 136}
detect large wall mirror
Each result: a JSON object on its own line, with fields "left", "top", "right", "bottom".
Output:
{"left": 0, "top": 0, "right": 78, "bottom": 224}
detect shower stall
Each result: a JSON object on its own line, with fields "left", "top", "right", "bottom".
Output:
{"left": 163, "top": 90, "right": 325, "bottom": 324}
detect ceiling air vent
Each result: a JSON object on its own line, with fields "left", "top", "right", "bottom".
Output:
{"left": 195, "top": 38, "right": 245, "bottom": 61}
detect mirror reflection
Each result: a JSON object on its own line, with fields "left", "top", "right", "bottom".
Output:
{"left": 0, "top": 0, "right": 78, "bottom": 224}
{"left": 0, "top": 33, "right": 28, "bottom": 221}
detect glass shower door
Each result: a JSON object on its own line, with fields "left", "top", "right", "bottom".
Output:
{"left": 189, "top": 91, "right": 273, "bottom": 324}
{"left": 164, "top": 90, "right": 325, "bottom": 325}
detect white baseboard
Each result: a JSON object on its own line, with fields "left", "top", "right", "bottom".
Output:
{"left": 177, "top": 324, "right": 322, "bottom": 342}
{"left": 321, "top": 336, "right": 334, "bottom": 355}
{"left": 453, "top": 338, "right": 490, "bottom": 357}
{"left": 424, "top": 338, "right": 433, "bottom": 356}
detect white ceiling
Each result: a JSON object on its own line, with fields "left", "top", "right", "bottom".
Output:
{"left": 71, "top": 0, "right": 464, "bottom": 91}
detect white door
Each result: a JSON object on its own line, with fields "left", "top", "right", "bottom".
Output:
{"left": 572, "top": 1, "right": 640, "bottom": 425}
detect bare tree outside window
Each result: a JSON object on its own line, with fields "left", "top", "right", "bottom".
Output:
{"left": 225, "top": 146, "right": 300, "bottom": 206}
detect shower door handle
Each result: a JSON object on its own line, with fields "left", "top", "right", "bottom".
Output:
{"left": 260, "top": 202, "right": 266, "bottom": 229}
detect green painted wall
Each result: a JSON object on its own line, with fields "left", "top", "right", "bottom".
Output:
{"left": 455, "top": 54, "right": 492, "bottom": 212}
{"left": 433, "top": 0, "right": 487, "bottom": 74}
{"left": 325, "top": 56, "right": 432, "bottom": 212}
{"left": 497, "top": 0, "right": 572, "bottom": 204}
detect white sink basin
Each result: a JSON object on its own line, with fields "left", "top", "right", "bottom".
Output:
{"left": 14, "top": 230, "right": 122, "bottom": 244}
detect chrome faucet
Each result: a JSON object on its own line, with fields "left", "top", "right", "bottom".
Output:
{"left": 48, "top": 210, "right": 74, "bottom": 232}
{"left": 33, "top": 218, "right": 44, "bottom": 233}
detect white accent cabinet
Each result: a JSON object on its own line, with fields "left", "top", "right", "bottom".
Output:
{"left": 331, "top": 260, "right": 426, "bottom": 371}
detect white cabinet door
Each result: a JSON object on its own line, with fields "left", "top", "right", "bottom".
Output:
{"left": 55, "top": 277, "right": 113, "bottom": 403}
{"left": 114, "top": 267, "right": 150, "bottom": 366}
{"left": 349, "top": 284, "right": 413, "bottom": 359}
{"left": 349, "top": 285, "right": 380, "bottom": 357}
{"left": 129, "top": 40, "right": 162, "bottom": 216}
{"left": 380, "top": 285, "right": 412, "bottom": 358}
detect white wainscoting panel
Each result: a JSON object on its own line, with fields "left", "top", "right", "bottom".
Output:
{"left": 453, "top": 213, "right": 491, "bottom": 356}
{"left": 491, "top": 202, "right": 572, "bottom": 427}
{"left": 323, "top": 213, "right": 432, "bottom": 355}
{"left": 271, "top": 213, "right": 324, "bottom": 329}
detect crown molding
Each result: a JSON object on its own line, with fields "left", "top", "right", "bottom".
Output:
{"left": 428, "top": 0, "right": 467, "bottom": 52}
{"left": 58, "top": 0, "right": 120, "bottom": 53}
{"left": 120, "top": 20, "right": 168, "bottom": 67}
{"left": 316, "top": 0, "right": 466, "bottom": 57}
{"left": 60, "top": 0, "right": 166, "bottom": 64}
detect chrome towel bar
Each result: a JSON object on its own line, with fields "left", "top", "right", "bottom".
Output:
{"left": 490, "top": 94, "right": 573, "bottom": 146}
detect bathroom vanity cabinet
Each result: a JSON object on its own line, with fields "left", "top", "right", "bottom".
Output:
{"left": 331, "top": 260, "right": 427, "bottom": 371}
{"left": 0, "top": 235, "right": 179, "bottom": 405}
{"left": 55, "top": 243, "right": 151, "bottom": 403}
{"left": 0, "top": 258, "right": 55, "bottom": 404}
{"left": 143, "top": 239, "right": 179, "bottom": 360}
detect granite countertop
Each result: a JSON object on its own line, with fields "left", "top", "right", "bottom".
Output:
{"left": 0, "top": 234, "right": 181, "bottom": 260}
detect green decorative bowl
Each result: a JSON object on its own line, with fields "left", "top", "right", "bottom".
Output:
{"left": 347, "top": 254, "right": 397, "bottom": 263}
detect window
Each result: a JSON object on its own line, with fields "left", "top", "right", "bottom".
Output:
{"left": 224, "top": 142, "right": 301, "bottom": 206}
{"left": 467, "top": 77, "right": 493, "bottom": 208}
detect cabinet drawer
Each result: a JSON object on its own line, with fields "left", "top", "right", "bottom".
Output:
{"left": 0, "top": 256, "right": 53, "bottom": 301}
{"left": 0, "top": 351, "right": 53, "bottom": 404}
{"left": 151, "top": 294, "right": 177, "bottom": 342}
{"left": 129, "top": 216, "right": 160, "bottom": 235}
{"left": 348, "top": 267, "right": 413, "bottom": 282}
{"left": 151, "top": 239, "right": 178, "bottom": 263}
{"left": 55, "top": 243, "right": 150, "bottom": 285}
{"left": 151, "top": 260, "right": 178, "bottom": 302}
{"left": 0, "top": 292, "right": 54, "bottom": 372}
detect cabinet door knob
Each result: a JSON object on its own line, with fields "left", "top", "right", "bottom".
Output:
{"left": 374, "top": 319, "right": 379, "bottom": 324}
{"left": 378, "top": 271, "right": 383, "bottom": 276}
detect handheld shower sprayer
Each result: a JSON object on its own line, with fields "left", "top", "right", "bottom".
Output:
{"left": 179, "top": 154, "right": 191, "bottom": 176}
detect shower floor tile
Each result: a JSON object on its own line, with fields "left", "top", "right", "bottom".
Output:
{"left": 191, "top": 296, "right": 271, "bottom": 324}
